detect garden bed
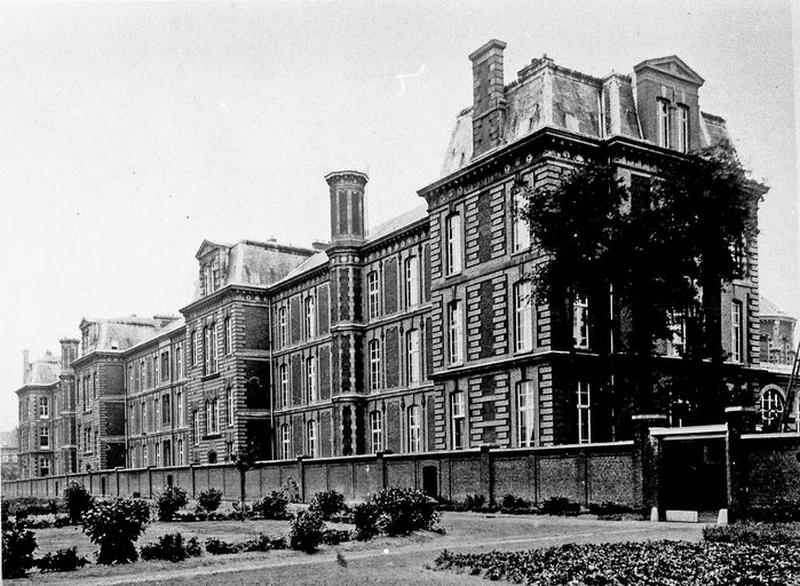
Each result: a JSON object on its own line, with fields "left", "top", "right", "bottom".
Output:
{"left": 433, "top": 540, "right": 800, "bottom": 585}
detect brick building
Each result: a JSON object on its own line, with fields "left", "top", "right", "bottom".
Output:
{"left": 16, "top": 350, "right": 60, "bottom": 477}
{"left": 13, "top": 40, "right": 770, "bottom": 478}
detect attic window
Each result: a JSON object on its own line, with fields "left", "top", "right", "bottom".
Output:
{"left": 677, "top": 104, "right": 689, "bottom": 153}
{"left": 657, "top": 99, "right": 670, "bottom": 148}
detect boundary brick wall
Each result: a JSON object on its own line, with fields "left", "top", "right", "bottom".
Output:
{"left": 741, "top": 434, "right": 800, "bottom": 506}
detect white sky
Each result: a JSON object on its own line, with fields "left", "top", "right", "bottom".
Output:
{"left": 1, "top": 0, "right": 798, "bottom": 433}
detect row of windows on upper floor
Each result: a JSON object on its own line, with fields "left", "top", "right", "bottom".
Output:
{"left": 19, "top": 396, "right": 52, "bottom": 422}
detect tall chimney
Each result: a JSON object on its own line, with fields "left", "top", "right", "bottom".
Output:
{"left": 325, "top": 171, "right": 369, "bottom": 246}
{"left": 60, "top": 338, "right": 79, "bottom": 371}
{"left": 22, "top": 350, "right": 30, "bottom": 385}
{"left": 469, "top": 39, "right": 507, "bottom": 158}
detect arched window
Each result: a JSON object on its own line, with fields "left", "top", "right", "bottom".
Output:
{"left": 207, "top": 450, "right": 217, "bottom": 464}
{"left": 759, "top": 387, "right": 785, "bottom": 427}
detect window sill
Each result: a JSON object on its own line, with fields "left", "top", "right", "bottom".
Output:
{"left": 201, "top": 372, "right": 221, "bottom": 381}
{"left": 202, "top": 433, "right": 222, "bottom": 440}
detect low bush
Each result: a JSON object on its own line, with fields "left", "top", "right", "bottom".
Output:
{"left": 704, "top": 522, "right": 800, "bottom": 545}
{"left": 5, "top": 496, "right": 61, "bottom": 518}
{"left": 197, "top": 488, "right": 223, "bottom": 512}
{"left": 541, "top": 496, "right": 580, "bottom": 516}
{"left": 254, "top": 491, "right": 290, "bottom": 520}
{"left": 63, "top": 482, "right": 94, "bottom": 524}
{"left": 747, "top": 497, "right": 800, "bottom": 523}
{"left": 500, "top": 494, "right": 530, "bottom": 512}
{"left": 433, "top": 540, "right": 800, "bottom": 585}
{"left": 140, "top": 533, "right": 202, "bottom": 562}
{"left": 205, "top": 537, "right": 241, "bottom": 555}
{"left": 309, "top": 490, "right": 348, "bottom": 520}
{"left": 157, "top": 486, "right": 189, "bottom": 522}
{"left": 289, "top": 510, "right": 325, "bottom": 553}
{"left": 371, "top": 487, "right": 440, "bottom": 536}
{"left": 2, "top": 520, "right": 37, "bottom": 578}
{"left": 352, "top": 501, "right": 380, "bottom": 540}
{"left": 321, "top": 528, "right": 352, "bottom": 545}
{"left": 81, "top": 498, "right": 150, "bottom": 564}
{"left": 37, "top": 546, "right": 90, "bottom": 573}
{"left": 463, "top": 494, "right": 487, "bottom": 511}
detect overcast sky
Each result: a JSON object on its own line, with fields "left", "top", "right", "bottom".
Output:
{"left": 1, "top": 0, "right": 797, "bottom": 433}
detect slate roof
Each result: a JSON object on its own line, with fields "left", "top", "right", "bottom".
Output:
{"left": 759, "top": 296, "right": 796, "bottom": 321}
{"left": 22, "top": 351, "right": 60, "bottom": 386}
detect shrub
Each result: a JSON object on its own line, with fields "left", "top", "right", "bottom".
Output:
{"left": 289, "top": 510, "right": 325, "bottom": 553}
{"left": 81, "top": 498, "right": 150, "bottom": 564}
{"left": 140, "top": 533, "right": 201, "bottom": 562}
{"left": 463, "top": 494, "right": 487, "bottom": 511}
{"left": 2, "top": 520, "right": 37, "bottom": 578}
{"left": 309, "top": 490, "right": 347, "bottom": 520}
{"left": 205, "top": 537, "right": 242, "bottom": 555}
{"left": 370, "top": 487, "right": 439, "bottom": 536}
{"left": 241, "top": 533, "right": 273, "bottom": 552}
{"left": 5, "top": 496, "right": 61, "bottom": 518}
{"left": 37, "top": 546, "right": 90, "bottom": 572}
{"left": 63, "top": 482, "right": 94, "bottom": 525}
{"left": 254, "top": 491, "right": 290, "bottom": 520}
{"left": 352, "top": 501, "right": 380, "bottom": 540}
{"left": 283, "top": 478, "right": 301, "bottom": 503}
{"left": 703, "top": 522, "right": 800, "bottom": 545}
{"left": 1, "top": 496, "right": 9, "bottom": 528}
{"left": 157, "top": 486, "right": 189, "bottom": 522}
{"left": 197, "top": 488, "right": 223, "bottom": 512}
{"left": 321, "top": 528, "right": 352, "bottom": 545}
{"left": 747, "top": 498, "right": 800, "bottom": 523}
{"left": 541, "top": 496, "right": 580, "bottom": 516}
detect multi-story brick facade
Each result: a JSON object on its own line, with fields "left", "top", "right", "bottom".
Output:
{"left": 14, "top": 40, "right": 772, "bottom": 478}
{"left": 16, "top": 351, "right": 60, "bottom": 478}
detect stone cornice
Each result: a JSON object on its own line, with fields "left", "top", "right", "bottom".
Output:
{"left": 180, "top": 283, "right": 271, "bottom": 317}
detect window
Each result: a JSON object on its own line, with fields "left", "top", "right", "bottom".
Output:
{"left": 305, "top": 296, "right": 316, "bottom": 339}
{"left": 161, "top": 351, "right": 170, "bottom": 382}
{"left": 206, "top": 399, "right": 219, "bottom": 435}
{"left": 732, "top": 300, "right": 743, "bottom": 362}
{"left": 445, "top": 213, "right": 463, "bottom": 274}
{"left": 210, "top": 323, "right": 218, "bottom": 372}
{"left": 154, "top": 397, "right": 160, "bottom": 432}
{"left": 93, "top": 372, "right": 97, "bottom": 398}
{"left": 573, "top": 296, "right": 590, "bottom": 349}
{"left": 141, "top": 400, "right": 147, "bottom": 433}
{"left": 370, "top": 410, "right": 383, "bottom": 453}
{"left": 226, "top": 386, "right": 234, "bottom": 427}
{"left": 224, "top": 317, "right": 232, "bottom": 355}
{"left": 448, "top": 300, "right": 464, "bottom": 364}
{"left": 406, "top": 329, "right": 421, "bottom": 385}
{"left": 176, "top": 391, "right": 184, "bottom": 426}
{"left": 512, "top": 187, "right": 531, "bottom": 252}
{"left": 369, "top": 339, "right": 382, "bottom": 390}
{"left": 657, "top": 98, "right": 670, "bottom": 148}
{"left": 677, "top": 104, "right": 689, "bottom": 153}
{"left": 163, "top": 440, "right": 172, "bottom": 467}
{"left": 451, "top": 391, "right": 465, "bottom": 450}
{"left": 39, "top": 397, "right": 49, "bottom": 418}
{"left": 577, "top": 381, "right": 591, "bottom": 444}
{"left": 39, "top": 457, "right": 49, "bottom": 477}
{"left": 306, "top": 420, "right": 317, "bottom": 457}
{"left": 279, "top": 307, "right": 287, "bottom": 347}
{"left": 281, "top": 424, "right": 291, "bottom": 459}
{"left": 280, "top": 364, "right": 289, "bottom": 408}
{"left": 143, "top": 443, "right": 149, "bottom": 467}
{"left": 514, "top": 281, "right": 533, "bottom": 352}
{"left": 190, "top": 331, "right": 197, "bottom": 365}
{"left": 368, "top": 271, "right": 380, "bottom": 319}
{"left": 192, "top": 411, "right": 200, "bottom": 445}
{"left": 406, "top": 405, "right": 421, "bottom": 453}
{"left": 162, "top": 394, "right": 171, "bottom": 426}
{"left": 152, "top": 357, "right": 157, "bottom": 387}
{"left": 759, "top": 388, "right": 785, "bottom": 427}
{"left": 177, "top": 439, "right": 184, "bottom": 465}
{"left": 306, "top": 356, "right": 317, "bottom": 403}
{"left": 666, "top": 311, "right": 686, "bottom": 357}
{"left": 155, "top": 442, "right": 161, "bottom": 467}
{"left": 404, "top": 256, "right": 420, "bottom": 307}
{"left": 175, "top": 344, "right": 183, "bottom": 379}
{"left": 517, "top": 381, "right": 535, "bottom": 447}
{"left": 40, "top": 426, "right": 49, "bottom": 448}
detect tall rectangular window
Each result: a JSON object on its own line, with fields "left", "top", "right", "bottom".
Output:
{"left": 190, "top": 331, "right": 197, "bottom": 366}
{"left": 177, "top": 439, "right": 184, "bottom": 465}
{"left": 161, "top": 351, "right": 170, "bottom": 382}
{"left": 573, "top": 296, "right": 590, "bottom": 349}
{"left": 154, "top": 397, "right": 160, "bottom": 432}
{"left": 192, "top": 410, "right": 200, "bottom": 445}
{"left": 306, "top": 420, "right": 317, "bottom": 458}
{"left": 141, "top": 400, "right": 147, "bottom": 433}
{"left": 305, "top": 296, "right": 316, "bottom": 339}
{"left": 227, "top": 386, "right": 234, "bottom": 427}
{"left": 517, "top": 381, "right": 535, "bottom": 447}
{"left": 512, "top": 188, "right": 531, "bottom": 252}
{"left": 280, "top": 364, "right": 289, "bottom": 408}
{"left": 306, "top": 356, "right": 317, "bottom": 403}
{"left": 367, "top": 271, "right": 380, "bottom": 319}
{"left": 281, "top": 424, "right": 291, "bottom": 459}
{"left": 445, "top": 213, "right": 462, "bottom": 274}
{"left": 577, "top": 381, "right": 591, "bottom": 444}
{"left": 210, "top": 324, "right": 218, "bottom": 373}
{"left": 407, "top": 405, "right": 421, "bottom": 453}
{"left": 369, "top": 339, "right": 382, "bottom": 390}
{"left": 406, "top": 329, "right": 421, "bottom": 385}
{"left": 370, "top": 410, "right": 383, "bottom": 453}
{"left": 162, "top": 394, "right": 171, "bottom": 426}
{"left": 40, "top": 426, "right": 49, "bottom": 448}
{"left": 404, "top": 256, "right": 420, "bottom": 307}
{"left": 451, "top": 391, "right": 465, "bottom": 450}
{"left": 39, "top": 397, "right": 49, "bottom": 418}
{"left": 224, "top": 317, "right": 233, "bottom": 355}
{"left": 279, "top": 307, "right": 287, "bottom": 347}
{"left": 514, "top": 281, "right": 533, "bottom": 352}
{"left": 448, "top": 300, "right": 464, "bottom": 364}
{"left": 677, "top": 104, "right": 689, "bottom": 153}
{"left": 732, "top": 300, "right": 743, "bottom": 362}
{"left": 176, "top": 391, "right": 183, "bottom": 426}
{"left": 175, "top": 344, "right": 183, "bottom": 379}
{"left": 657, "top": 99, "right": 670, "bottom": 148}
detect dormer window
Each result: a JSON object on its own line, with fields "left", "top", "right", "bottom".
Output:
{"left": 202, "top": 256, "right": 221, "bottom": 296}
{"left": 677, "top": 104, "right": 689, "bottom": 153}
{"left": 657, "top": 99, "right": 670, "bottom": 148}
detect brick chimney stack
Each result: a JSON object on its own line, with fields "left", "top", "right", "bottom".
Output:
{"left": 22, "top": 350, "right": 30, "bottom": 384}
{"left": 325, "top": 171, "right": 369, "bottom": 246}
{"left": 59, "top": 338, "right": 79, "bottom": 371}
{"left": 469, "top": 39, "right": 507, "bottom": 159}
